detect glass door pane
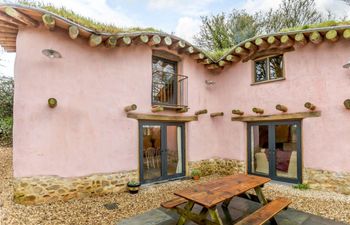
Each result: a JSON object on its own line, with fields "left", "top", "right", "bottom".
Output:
{"left": 250, "top": 125, "right": 269, "bottom": 175}
{"left": 275, "top": 124, "right": 298, "bottom": 179}
{"left": 142, "top": 125, "right": 161, "bottom": 181}
{"left": 166, "top": 125, "right": 183, "bottom": 176}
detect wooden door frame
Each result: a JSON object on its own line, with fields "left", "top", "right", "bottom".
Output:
{"left": 247, "top": 120, "right": 302, "bottom": 183}
{"left": 139, "top": 121, "right": 186, "bottom": 184}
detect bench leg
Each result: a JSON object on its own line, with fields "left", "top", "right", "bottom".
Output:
{"left": 177, "top": 201, "right": 194, "bottom": 225}
{"left": 222, "top": 197, "right": 233, "bottom": 208}
{"left": 254, "top": 186, "right": 278, "bottom": 225}
{"left": 208, "top": 207, "right": 223, "bottom": 225}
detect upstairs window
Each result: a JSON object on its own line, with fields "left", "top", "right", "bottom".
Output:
{"left": 152, "top": 56, "right": 188, "bottom": 108}
{"left": 254, "top": 55, "right": 284, "bottom": 84}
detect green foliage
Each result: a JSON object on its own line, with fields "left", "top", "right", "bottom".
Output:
{"left": 205, "top": 48, "right": 231, "bottom": 61}
{"left": 281, "top": 20, "right": 350, "bottom": 32}
{"left": 14, "top": 0, "right": 158, "bottom": 34}
{"left": 191, "top": 169, "right": 201, "bottom": 177}
{"left": 195, "top": 10, "right": 260, "bottom": 51}
{"left": 293, "top": 183, "right": 310, "bottom": 190}
{"left": 0, "top": 76, "right": 14, "bottom": 147}
{"left": 127, "top": 180, "right": 140, "bottom": 186}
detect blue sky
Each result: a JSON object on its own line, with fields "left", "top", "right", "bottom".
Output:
{"left": 1, "top": 0, "right": 350, "bottom": 77}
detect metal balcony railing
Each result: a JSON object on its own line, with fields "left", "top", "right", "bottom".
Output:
{"left": 152, "top": 71, "right": 188, "bottom": 108}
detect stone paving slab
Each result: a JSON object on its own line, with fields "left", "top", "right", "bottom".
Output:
{"left": 117, "top": 197, "right": 347, "bottom": 225}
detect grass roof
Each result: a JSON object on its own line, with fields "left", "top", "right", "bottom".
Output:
{"left": 14, "top": 0, "right": 158, "bottom": 34}
{"left": 280, "top": 20, "right": 350, "bottom": 32}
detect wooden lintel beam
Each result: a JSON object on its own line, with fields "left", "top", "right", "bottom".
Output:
{"left": 5, "top": 7, "right": 38, "bottom": 27}
{"left": 176, "top": 107, "right": 188, "bottom": 113}
{"left": 151, "top": 106, "right": 164, "bottom": 113}
{"left": 232, "top": 111, "right": 321, "bottom": 122}
{"left": 127, "top": 112, "right": 198, "bottom": 122}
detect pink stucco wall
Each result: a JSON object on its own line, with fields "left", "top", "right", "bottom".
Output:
{"left": 13, "top": 26, "right": 350, "bottom": 178}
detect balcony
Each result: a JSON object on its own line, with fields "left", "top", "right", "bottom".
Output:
{"left": 152, "top": 71, "right": 188, "bottom": 108}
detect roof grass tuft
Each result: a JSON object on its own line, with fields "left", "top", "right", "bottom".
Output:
{"left": 14, "top": 0, "right": 159, "bottom": 34}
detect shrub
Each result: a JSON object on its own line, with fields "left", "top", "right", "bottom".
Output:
{"left": 293, "top": 183, "right": 310, "bottom": 190}
{"left": 0, "top": 77, "right": 14, "bottom": 147}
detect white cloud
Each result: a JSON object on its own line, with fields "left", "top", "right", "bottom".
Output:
{"left": 175, "top": 17, "right": 201, "bottom": 43}
{"left": 147, "top": 0, "right": 218, "bottom": 16}
{"left": 0, "top": 50, "right": 15, "bottom": 77}
{"left": 242, "top": 0, "right": 281, "bottom": 13}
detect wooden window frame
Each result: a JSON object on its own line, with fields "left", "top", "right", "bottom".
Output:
{"left": 251, "top": 54, "right": 285, "bottom": 85}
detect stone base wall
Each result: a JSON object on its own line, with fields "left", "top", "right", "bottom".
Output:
{"left": 188, "top": 158, "right": 246, "bottom": 176}
{"left": 14, "top": 170, "right": 138, "bottom": 205}
{"left": 303, "top": 168, "right": 350, "bottom": 195}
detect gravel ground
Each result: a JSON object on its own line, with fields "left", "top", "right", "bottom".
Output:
{"left": 0, "top": 147, "right": 349, "bottom": 225}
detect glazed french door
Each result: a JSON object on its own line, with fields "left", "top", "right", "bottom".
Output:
{"left": 139, "top": 121, "right": 185, "bottom": 184}
{"left": 247, "top": 121, "right": 302, "bottom": 183}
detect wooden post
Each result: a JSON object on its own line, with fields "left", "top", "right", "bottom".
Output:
{"left": 309, "top": 31, "right": 323, "bottom": 44}
{"left": 234, "top": 47, "right": 249, "bottom": 56}
{"left": 252, "top": 107, "right": 264, "bottom": 114}
{"left": 206, "top": 64, "right": 220, "bottom": 70}
{"left": 304, "top": 102, "right": 316, "bottom": 111}
{"left": 195, "top": 109, "right": 207, "bottom": 115}
{"left": 225, "top": 54, "right": 240, "bottom": 62}
{"left": 267, "top": 36, "right": 280, "bottom": 47}
{"left": 255, "top": 38, "right": 269, "bottom": 49}
{"left": 192, "top": 53, "right": 205, "bottom": 60}
{"left": 152, "top": 106, "right": 164, "bottom": 113}
{"left": 244, "top": 41, "right": 258, "bottom": 51}
{"left": 148, "top": 35, "right": 161, "bottom": 46}
{"left": 121, "top": 36, "right": 132, "bottom": 45}
{"left": 344, "top": 99, "right": 350, "bottom": 109}
{"left": 232, "top": 109, "right": 244, "bottom": 116}
{"left": 4, "top": 7, "right": 38, "bottom": 27}
{"left": 106, "top": 36, "right": 117, "bottom": 48}
{"left": 210, "top": 112, "right": 224, "bottom": 117}
{"left": 325, "top": 30, "right": 338, "bottom": 42}
{"left": 124, "top": 104, "right": 137, "bottom": 112}
{"left": 68, "top": 25, "right": 79, "bottom": 39}
{"left": 280, "top": 35, "right": 294, "bottom": 47}
{"left": 218, "top": 60, "right": 228, "bottom": 67}
{"left": 48, "top": 98, "right": 57, "bottom": 108}
{"left": 42, "top": 14, "right": 55, "bottom": 30}
{"left": 89, "top": 34, "right": 102, "bottom": 47}
{"left": 199, "top": 58, "right": 212, "bottom": 65}
{"left": 161, "top": 36, "right": 172, "bottom": 46}
{"left": 294, "top": 33, "right": 307, "bottom": 45}
{"left": 169, "top": 40, "right": 186, "bottom": 50}
{"left": 276, "top": 104, "right": 288, "bottom": 112}
{"left": 343, "top": 29, "right": 350, "bottom": 40}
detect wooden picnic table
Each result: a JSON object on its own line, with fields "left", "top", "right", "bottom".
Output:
{"left": 169, "top": 174, "right": 277, "bottom": 225}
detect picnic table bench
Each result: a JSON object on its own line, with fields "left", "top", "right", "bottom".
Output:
{"left": 161, "top": 174, "right": 291, "bottom": 225}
